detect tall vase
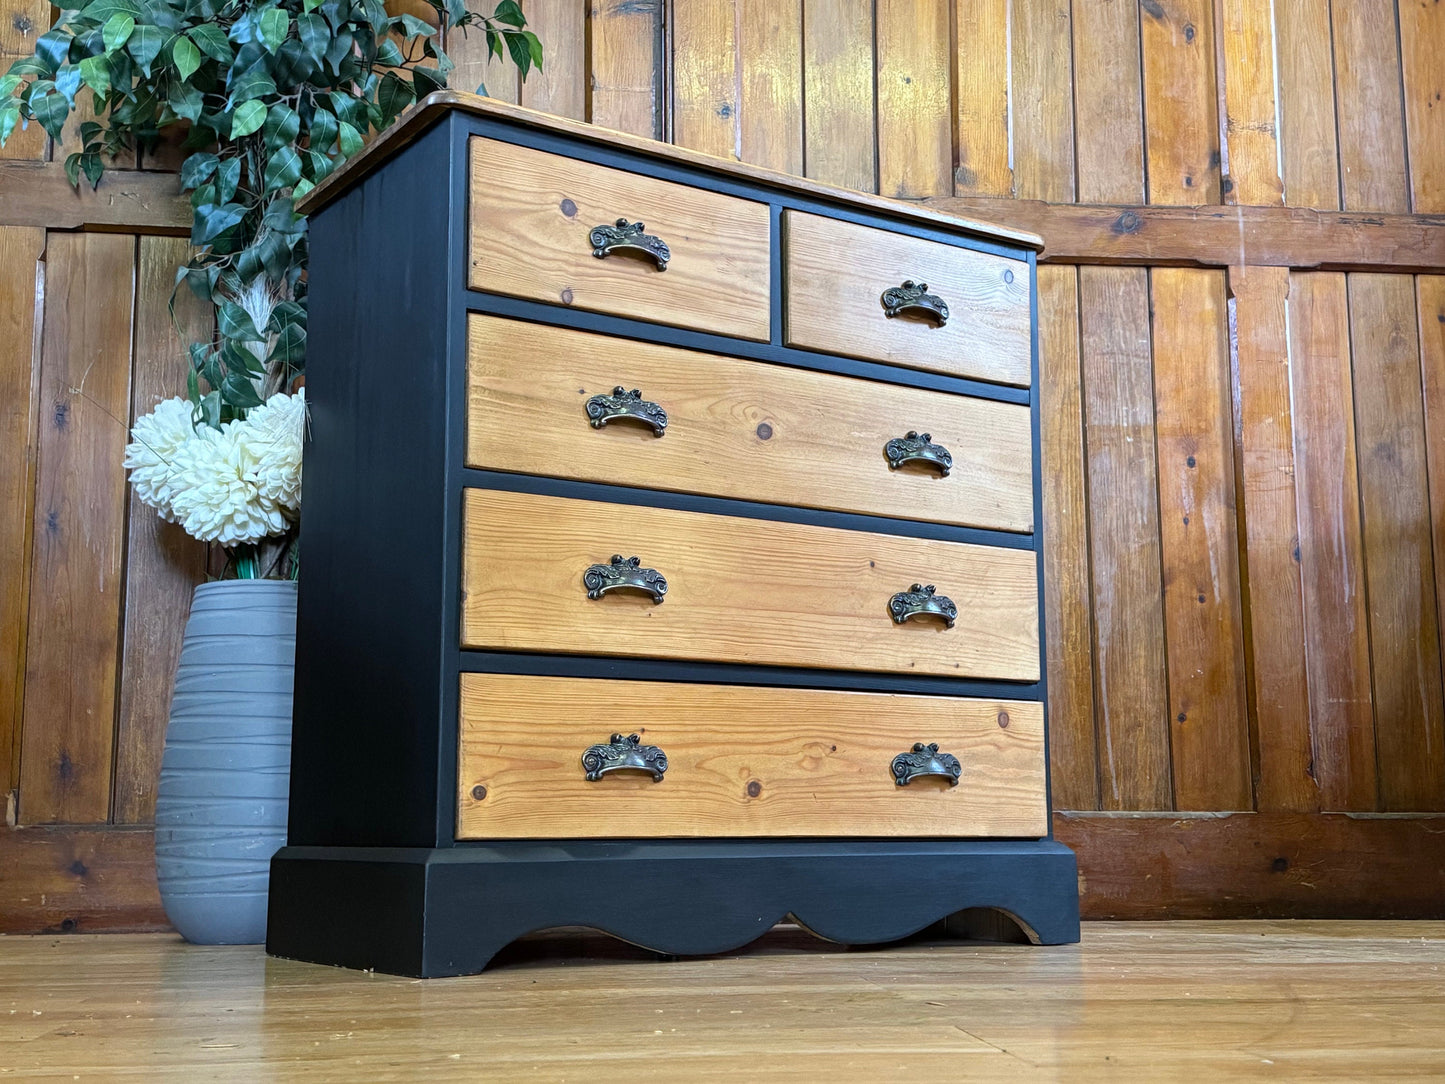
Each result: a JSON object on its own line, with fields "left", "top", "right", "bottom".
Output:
{"left": 154, "top": 579, "right": 297, "bottom": 944}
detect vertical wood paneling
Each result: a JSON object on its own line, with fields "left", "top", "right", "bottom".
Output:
{"left": 1288, "top": 272, "right": 1377, "bottom": 811}
{"left": 1011, "top": 0, "right": 1076, "bottom": 203}
{"left": 738, "top": 0, "right": 803, "bottom": 173}
{"left": 952, "top": 0, "right": 1012, "bottom": 197}
{"left": 112, "top": 238, "right": 209, "bottom": 825}
{"left": 588, "top": 0, "right": 664, "bottom": 138}
{"left": 1419, "top": 279, "right": 1445, "bottom": 798}
{"left": 449, "top": 15, "right": 522, "bottom": 103}
{"left": 1079, "top": 266, "right": 1171, "bottom": 810}
{"left": 520, "top": 0, "right": 588, "bottom": 120}
{"left": 1072, "top": 0, "right": 1146, "bottom": 203}
{"left": 1232, "top": 264, "right": 1315, "bottom": 811}
{"left": 1039, "top": 265, "right": 1098, "bottom": 810}
{"left": 0, "top": 0, "right": 48, "bottom": 160}
{"left": 17, "top": 233, "right": 135, "bottom": 825}
{"left": 802, "top": 0, "right": 875, "bottom": 191}
{"left": 1331, "top": 0, "right": 1409, "bottom": 213}
{"left": 875, "top": 0, "right": 951, "bottom": 199}
{"left": 1347, "top": 273, "right": 1445, "bottom": 811}
{"left": 1275, "top": 0, "right": 1340, "bottom": 209}
{"left": 1400, "top": 0, "right": 1445, "bottom": 211}
{"left": 0, "top": 227, "right": 44, "bottom": 801}
{"left": 1151, "top": 268, "right": 1251, "bottom": 810}
{"left": 671, "top": 0, "right": 738, "bottom": 158}
{"left": 1218, "top": 0, "right": 1284, "bottom": 205}
{"left": 1139, "top": 0, "right": 1222, "bottom": 204}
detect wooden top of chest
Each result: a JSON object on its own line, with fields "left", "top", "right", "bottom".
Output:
{"left": 296, "top": 91, "right": 1043, "bottom": 252}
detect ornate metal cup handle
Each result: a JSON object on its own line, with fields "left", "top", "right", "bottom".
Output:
{"left": 884, "top": 431, "right": 953, "bottom": 476}
{"left": 891, "top": 742, "right": 962, "bottom": 787}
{"left": 880, "top": 280, "right": 949, "bottom": 326}
{"left": 590, "top": 218, "right": 671, "bottom": 270}
{"left": 585, "top": 386, "right": 668, "bottom": 437}
{"left": 582, "top": 733, "right": 668, "bottom": 782}
{"left": 584, "top": 555, "right": 668, "bottom": 604}
{"left": 889, "top": 584, "right": 957, "bottom": 628}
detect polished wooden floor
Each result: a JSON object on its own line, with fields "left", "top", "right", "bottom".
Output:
{"left": 1, "top": 922, "right": 1442, "bottom": 1081}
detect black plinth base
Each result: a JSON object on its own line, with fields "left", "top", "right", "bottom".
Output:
{"left": 267, "top": 839, "right": 1080, "bottom": 977}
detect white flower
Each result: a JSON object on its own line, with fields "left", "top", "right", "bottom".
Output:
{"left": 235, "top": 389, "right": 306, "bottom": 511}
{"left": 168, "top": 422, "right": 291, "bottom": 546}
{"left": 123, "top": 397, "right": 197, "bottom": 523}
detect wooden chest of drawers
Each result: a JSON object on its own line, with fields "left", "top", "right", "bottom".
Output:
{"left": 266, "top": 93, "right": 1079, "bottom": 977}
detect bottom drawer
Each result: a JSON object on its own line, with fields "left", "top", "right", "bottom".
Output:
{"left": 456, "top": 673, "right": 1048, "bottom": 839}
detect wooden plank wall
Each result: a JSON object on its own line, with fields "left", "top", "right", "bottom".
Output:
{"left": 2, "top": 0, "right": 1444, "bottom": 930}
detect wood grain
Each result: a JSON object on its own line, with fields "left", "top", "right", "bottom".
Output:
{"left": 1400, "top": 0, "right": 1445, "bottom": 212}
{"left": 464, "top": 315, "right": 1035, "bottom": 532}
{"left": 1331, "top": 0, "right": 1409, "bottom": 213}
{"left": 587, "top": 0, "right": 663, "bottom": 139}
{"left": 1419, "top": 278, "right": 1445, "bottom": 803}
{"left": 456, "top": 674, "right": 1047, "bottom": 839}
{"left": 0, "top": 227, "right": 43, "bottom": 800}
{"left": 0, "top": 826, "right": 166, "bottom": 933}
{"left": 737, "top": 0, "right": 803, "bottom": 174}
{"left": 670, "top": 0, "right": 738, "bottom": 159}
{"left": 1347, "top": 273, "right": 1445, "bottom": 812}
{"left": 518, "top": 0, "right": 586, "bottom": 121}
{"left": 1274, "top": 0, "right": 1340, "bottom": 209}
{"left": 875, "top": 0, "right": 951, "bottom": 199}
{"left": 1150, "top": 268, "right": 1250, "bottom": 811}
{"left": 1037, "top": 264, "right": 1096, "bottom": 811}
{"left": 1071, "top": 0, "right": 1145, "bottom": 203}
{"left": 1078, "top": 266, "right": 1170, "bottom": 810}
{"left": 801, "top": 0, "right": 875, "bottom": 192}
{"left": 1139, "top": 0, "right": 1221, "bottom": 204}
{"left": 1231, "top": 264, "right": 1314, "bottom": 812}
{"left": 1287, "top": 272, "right": 1376, "bottom": 811}
{"left": 460, "top": 489, "right": 1041, "bottom": 681}
{"left": 17, "top": 233, "right": 135, "bottom": 825}
{"left": 951, "top": 0, "right": 1010, "bottom": 198}
{"left": 0, "top": 0, "right": 48, "bottom": 161}
{"left": 1010, "top": 0, "right": 1076, "bottom": 203}
{"left": 1218, "top": 0, "right": 1283, "bottom": 205}
{"left": 0, "top": 161, "right": 189, "bottom": 232}
{"left": 783, "top": 211, "right": 1032, "bottom": 387}
{"left": 112, "top": 237, "right": 209, "bottom": 825}
{"left": 468, "top": 137, "right": 771, "bottom": 341}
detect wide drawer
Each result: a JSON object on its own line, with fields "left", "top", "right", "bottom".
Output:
{"left": 465, "top": 315, "right": 1035, "bottom": 533}
{"left": 460, "top": 489, "right": 1040, "bottom": 681}
{"left": 456, "top": 673, "right": 1048, "bottom": 839}
{"left": 784, "top": 211, "right": 1032, "bottom": 387}
{"left": 468, "top": 137, "right": 772, "bottom": 341}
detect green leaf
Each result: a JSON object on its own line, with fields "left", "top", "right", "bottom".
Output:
{"left": 101, "top": 13, "right": 135, "bottom": 53}
{"left": 172, "top": 34, "right": 201, "bottom": 82}
{"left": 30, "top": 91, "right": 69, "bottom": 141}
{"left": 78, "top": 54, "right": 111, "bottom": 99}
{"left": 192, "top": 200, "right": 246, "bottom": 243}
{"left": 526, "top": 29, "right": 543, "bottom": 71}
{"left": 220, "top": 370, "right": 264, "bottom": 409}
{"left": 34, "top": 30, "right": 71, "bottom": 74}
{"left": 262, "top": 102, "right": 299, "bottom": 148}
{"left": 80, "top": 151, "right": 104, "bottom": 189}
{"left": 493, "top": 0, "right": 525, "bottom": 27}
{"left": 296, "top": 13, "right": 328, "bottom": 63}
{"left": 54, "top": 65, "right": 83, "bottom": 106}
{"left": 397, "top": 13, "right": 437, "bottom": 38}
{"left": 187, "top": 23, "right": 233, "bottom": 63}
{"left": 229, "top": 67, "right": 277, "bottom": 104}
{"left": 258, "top": 7, "right": 289, "bottom": 53}
{"left": 263, "top": 144, "right": 302, "bottom": 190}
{"left": 377, "top": 70, "right": 413, "bottom": 121}
{"left": 269, "top": 321, "right": 306, "bottom": 365}
{"left": 64, "top": 151, "right": 82, "bottom": 188}
{"left": 217, "top": 301, "right": 262, "bottom": 341}
{"left": 179, "top": 151, "right": 218, "bottom": 189}
{"left": 0, "top": 102, "right": 19, "bottom": 147}
{"left": 374, "top": 39, "right": 403, "bottom": 67}
{"left": 126, "top": 25, "right": 164, "bottom": 76}
{"left": 336, "top": 119, "right": 362, "bottom": 158}
{"left": 412, "top": 65, "right": 445, "bottom": 97}
{"left": 307, "top": 107, "right": 337, "bottom": 153}
{"left": 504, "top": 30, "right": 531, "bottom": 77}
{"left": 222, "top": 337, "right": 265, "bottom": 376}
{"left": 230, "top": 99, "right": 267, "bottom": 138}
{"left": 198, "top": 389, "right": 222, "bottom": 429}
{"left": 167, "top": 79, "right": 202, "bottom": 122}
{"left": 215, "top": 156, "right": 240, "bottom": 202}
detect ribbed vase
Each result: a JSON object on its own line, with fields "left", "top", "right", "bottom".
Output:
{"left": 154, "top": 579, "right": 296, "bottom": 945}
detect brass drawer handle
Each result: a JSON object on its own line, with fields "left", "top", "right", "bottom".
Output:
{"left": 891, "top": 742, "right": 961, "bottom": 787}
{"left": 884, "top": 431, "right": 953, "bottom": 476}
{"left": 583, "top": 733, "right": 668, "bottom": 782}
{"left": 881, "top": 280, "right": 949, "bottom": 326}
{"left": 889, "top": 584, "right": 957, "bottom": 628}
{"left": 585, "top": 386, "right": 668, "bottom": 436}
{"left": 590, "top": 218, "right": 671, "bottom": 270}
{"left": 584, "top": 555, "right": 668, "bottom": 604}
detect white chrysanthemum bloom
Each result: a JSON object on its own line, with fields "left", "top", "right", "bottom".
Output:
{"left": 123, "top": 397, "right": 198, "bottom": 523}
{"left": 235, "top": 389, "right": 306, "bottom": 511}
{"left": 168, "top": 423, "right": 290, "bottom": 546}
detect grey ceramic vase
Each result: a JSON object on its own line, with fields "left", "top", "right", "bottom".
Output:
{"left": 154, "top": 579, "right": 297, "bottom": 945}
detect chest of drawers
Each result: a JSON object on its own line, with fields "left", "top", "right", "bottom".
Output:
{"left": 266, "top": 93, "right": 1079, "bottom": 977}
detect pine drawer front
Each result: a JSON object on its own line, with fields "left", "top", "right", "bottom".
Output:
{"left": 783, "top": 211, "right": 1032, "bottom": 387}
{"left": 465, "top": 316, "right": 1035, "bottom": 533}
{"left": 460, "top": 489, "right": 1040, "bottom": 681}
{"left": 456, "top": 674, "right": 1048, "bottom": 839}
{"left": 468, "top": 138, "right": 772, "bottom": 341}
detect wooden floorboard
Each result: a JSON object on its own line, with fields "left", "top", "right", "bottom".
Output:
{"left": 0, "top": 922, "right": 1441, "bottom": 1080}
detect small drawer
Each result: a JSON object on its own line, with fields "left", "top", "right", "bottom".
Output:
{"left": 784, "top": 211, "right": 1032, "bottom": 387}
{"left": 460, "top": 489, "right": 1039, "bottom": 681}
{"left": 468, "top": 137, "right": 772, "bottom": 341}
{"left": 465, "top": 315, "right": 1035, "bottom": 533}
{"left": 456, "top": 673, "right": 1048, "bottom": 839}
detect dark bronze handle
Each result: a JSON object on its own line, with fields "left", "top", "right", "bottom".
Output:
{"left": 590, "top": 218, "right": 670, "bottom": 270}
{"left": 585, "top": 386, "right": 668, "bottom": 436}
{"left": 881, "top": 280, "right": 949, "bottom": 326}
{"left": 889, "top": 584, "right": 956, "bottom": 628}
{"left": 884, "top": 431, "right": 952, "bottom": 476}
{"left": 584, "top": 555, "right": 668, "bottom": 604}
{"left": 891, "top": 742, "right": 961, "bottom": 787}
{"left": 582, "top": 733, "right": 668, "bottom": 782}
